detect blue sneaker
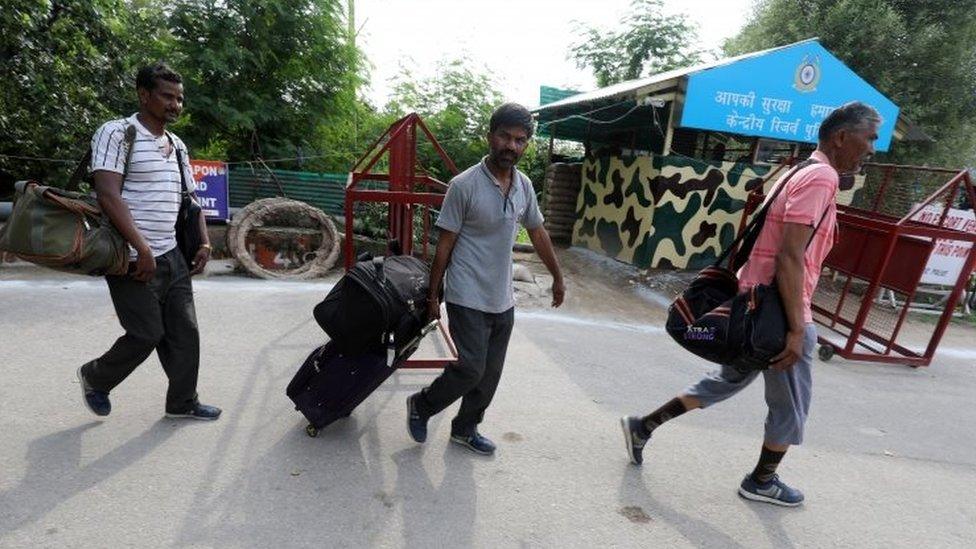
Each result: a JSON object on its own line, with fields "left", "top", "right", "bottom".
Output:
{"left": 450, "top": 432, "right": 496, "bottom": 455}
{"left": 77, "top": 366, "right": 111, "bottom": 417}
{"left": 738, "top": 474, "right": 805, "bottom": 507}
{"left": 166, "top": 403, "right": 222, "bottom": 421}
{"left": 620, "top": 416, "right": 650, "bottom": 465}
{"left": 406, "top": 394, "right": 428, "bottom": 443}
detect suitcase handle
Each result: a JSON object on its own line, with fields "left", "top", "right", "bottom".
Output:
{"left": 372, "top": 257, "right": 385, "bottom": 284}
{"left": 418, "top": 320, "right": 439, "bottom": 338}
{"left": 387, "top": 321, "right": 440, "bottom": 368}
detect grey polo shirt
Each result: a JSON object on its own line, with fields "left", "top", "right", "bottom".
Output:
{"left": 436, "top": 157, "right": 544, "bottom": 313}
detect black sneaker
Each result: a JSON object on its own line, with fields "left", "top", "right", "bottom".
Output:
{"left": 166, "top": 403, "right": 222, "bottom": 421}
{"left": 450, "top": 432, "right": 496, "bottom": 455}
{"left": 77, "top": 366, "right": 111, "bottom": 417}
{"left": 406, "top": 394, "right": 428, "bottom": 443}
{"left": 620, "top": 416, "right": 650, "bottom": 465}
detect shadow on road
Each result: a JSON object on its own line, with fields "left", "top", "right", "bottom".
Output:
{"left": 0, "top": 420, "right": 177, "bottom": 539}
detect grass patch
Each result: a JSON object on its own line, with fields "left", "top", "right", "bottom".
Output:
{"left": 516, "top": 227, "right": 530, "bottom": 244}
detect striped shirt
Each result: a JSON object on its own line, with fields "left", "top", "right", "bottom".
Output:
{"left": 90, "top": 114, "right": 196, "bottom": 258}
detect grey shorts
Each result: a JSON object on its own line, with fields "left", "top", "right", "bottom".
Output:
{"left": 684, "top": 324, "right": 817, "bottom": 446}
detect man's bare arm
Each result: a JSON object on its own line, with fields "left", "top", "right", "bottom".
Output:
{"left": 186, "top": 191, "right": 211, "bottom": 275}
{"left": 770, "top": 222, "right": 814, "bottom": 370}
{"left": 527, "top": 226, "right": 565, "bottom": 307}
{"left": 427, "top": 230, "right": 459, "bottom": 320}
{"left": 93, "top": 171, "right": 155, "bottom": 281}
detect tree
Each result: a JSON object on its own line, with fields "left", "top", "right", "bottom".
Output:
{"left": 0, "top": 0, "right": 170, "bottom": 191}
{"left": 724, "top": 0, "right": 976, "bottom": 166}
{"left": 384, "top": 58, "right": 505, "bottom": 182}
{"left": 569, "top": 0, "right": 702, "bottom": 87}
{"left": 168, "top": 0, "right": 361, "bottom": 163}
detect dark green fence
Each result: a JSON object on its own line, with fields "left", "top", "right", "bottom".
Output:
{"left": 228, "top": 168, "right": 348, "bottom": 216}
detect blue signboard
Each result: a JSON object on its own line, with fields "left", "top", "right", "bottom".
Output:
{"left": 190, "top": 160, "right": 230, "bottom": 221}
{"left": 679, "top": 41, "right": 899, "bottom": 151}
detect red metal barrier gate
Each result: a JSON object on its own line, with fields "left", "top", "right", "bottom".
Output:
{"left": 812, "top": 164, "right": 976, "bottom": 367}
{"left": 344, "top": 113, "right": 460, "bottom": 368}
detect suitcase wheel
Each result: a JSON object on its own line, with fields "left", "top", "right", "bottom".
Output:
{"left": 817, "top": 344, "right": 835, "bottom": 362}
{"left": 305, "top": 424, "right": 319, "bottom": 438}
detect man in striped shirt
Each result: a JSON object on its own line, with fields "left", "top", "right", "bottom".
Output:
{"left": 77, "top": 63, "right": 221, "bottom": 421}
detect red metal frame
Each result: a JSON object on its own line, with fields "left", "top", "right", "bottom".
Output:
{"left": 344, "top": 113, "right": 461, "bottom": 368}
{"left": 811, "top": 166, "right": 976, "bottom": 367}
{"left": 345, "top": 113, "right": 459, "bottom": 267}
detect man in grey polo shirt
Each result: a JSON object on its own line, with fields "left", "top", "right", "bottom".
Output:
{"left": 407, "top": 103, "right": 565, "bottom": 455}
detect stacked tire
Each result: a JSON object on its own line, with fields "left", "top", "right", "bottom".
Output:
{"left": 543, "top": 163, "right": 582, "bottom": 244}
{"left": 226, "top": 197, "right": 340, "bottom": 280}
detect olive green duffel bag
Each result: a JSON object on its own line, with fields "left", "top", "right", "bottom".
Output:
{"left": 0, "top": 181, "right": 128, "bottom": 276}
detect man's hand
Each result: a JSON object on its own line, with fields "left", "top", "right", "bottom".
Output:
{"left": 427, "top": 297, "right": 441, "bottom": 321}
{"left": 527, "top": 226, "right": 566, "bottom": 309}
{"left": 132, "top": 247, "right": 157, "bottom": 282}
{"left": 769, "top": 329, "right": 805, "bottom": 371}
{"left": 551, "top": 278, "right": 565, "bottom": 308}
{"left": 190, "top": 245, "right": 211, "bottom": 276}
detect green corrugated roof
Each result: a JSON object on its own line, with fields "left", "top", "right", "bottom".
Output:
{"left": 536, "top": 86, "right": 588, "bottom": 141}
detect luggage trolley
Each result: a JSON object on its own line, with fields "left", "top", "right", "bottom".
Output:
{"left": 812, "top": 164, "right": 976, "bottom": 367}
{"left": 296, "top": 114, "right": 461, "bottom": 438}
{"left": 343, "top": 112, "right": 459, "bottom": 371}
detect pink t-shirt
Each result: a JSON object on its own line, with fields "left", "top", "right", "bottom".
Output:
{"left": 737, "top": 151, "right": 838, "bottom": 324}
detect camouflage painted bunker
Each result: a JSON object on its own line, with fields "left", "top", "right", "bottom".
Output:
{"left": 533, "top": 38, "right": 923, "bottom": 270}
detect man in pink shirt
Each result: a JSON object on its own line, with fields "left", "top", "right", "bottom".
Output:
{"left": 621, "top": 102, "right": 881, "bottom": 506}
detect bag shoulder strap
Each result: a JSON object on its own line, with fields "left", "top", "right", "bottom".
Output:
{"left": 806, "top": 203, "right": 831, "bottom": 250}
{"left": 167, "top": 132, "right": 191, "bottom": 196}
{"left": 67, "top": 122, "right": 137, "bottom": 191}
{"left": 120, "top": 125, "right": 137, "bottom": 191}
{"left": 66, "top": 151, "right": 92, "bottom": 191}
{"left": 716, "top": 158, "right": 820, "bottom": 269}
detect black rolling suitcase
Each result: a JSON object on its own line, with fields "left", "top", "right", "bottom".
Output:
{"left": 313, "top": 254, "right": 431, "bottom": 357}
{"left": 287, "top": 321, "right": 437, "bottom": 437}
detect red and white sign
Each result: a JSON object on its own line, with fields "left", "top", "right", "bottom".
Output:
{"left": 911, "top": 204, "right": 976, "bottom": 285}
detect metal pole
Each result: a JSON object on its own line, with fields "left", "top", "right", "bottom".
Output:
{"left": 661, "top": 101, "right": 677, "bottom": 155}
{"left": 344, "top": 190, "right": 355, "bottom": 270}
{"left": 872, "top": 166, "right": 893, "bottom": 213}
{"left": 347, "top": 0, "right": 355, "bottom": 49}
{"left": 844, "top": 228, "right": 900, "bottom": 354}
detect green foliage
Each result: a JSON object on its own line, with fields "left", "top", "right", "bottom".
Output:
{"left": 382, "top": 58, "right": 555, "bottom": 194}
{"left": 0, "top": 1, "right": 548, "bottom": 206}
{"left": 0, "top": 0, "right": 360, "bottom": 194}
{"left": 385, "top": 58, "right": 503, "bottom": 183}
{"left": 168, "top": 0, "right": 361, "bottom": 163}
{"left": 0, "top": 0, "right": 171, "bottom": 190}
{"left": 310, "top": 99, "right": 397, "bottom": 173}
{"left": 724, "top": 0, "right": 976, "bottom": 167}
{"left": 569, "top": 0, "right": 702, "bottom": 87}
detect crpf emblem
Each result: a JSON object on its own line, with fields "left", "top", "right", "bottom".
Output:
{"left": 793, "top": 55, "right": 821, "bottom": 93}
{"left": 684, "top": 326, "right": 717, "bottom": 341}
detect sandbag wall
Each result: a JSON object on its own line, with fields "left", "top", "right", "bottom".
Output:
{"left": 542, "top": 162, "right": 582, "bottom": 243}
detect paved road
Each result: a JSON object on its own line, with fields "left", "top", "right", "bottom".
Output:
{"left": 0, "top": 266, "right": 973, "bottom": 548}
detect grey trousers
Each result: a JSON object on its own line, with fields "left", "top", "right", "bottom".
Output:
{"left": 81, "top": 248, "right": 200, "bottom": 413}
{"left": 415, "top": 303, "right": 515, "bottom": 437}
{"left": 684, "top": 324, "right": 817, "bottom": 446}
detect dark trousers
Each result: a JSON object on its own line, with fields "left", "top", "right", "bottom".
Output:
{"left": 81, "top": 248, "right": 200, "bottom": 413}
{"left": 415, "top": 303, "right": 515, "bottom": 437}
